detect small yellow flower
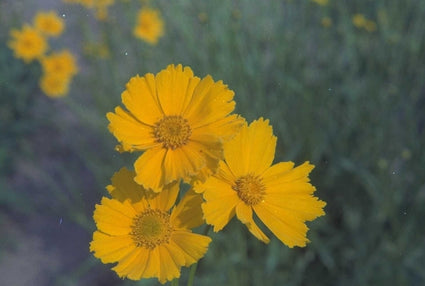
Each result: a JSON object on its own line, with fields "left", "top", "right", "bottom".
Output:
{"left": 321, "top": 17, "right": 332, "bottom": 28}
{"left": 8, "top": 25, "right": 48, "bottom": 63}
{"left": 107, "top": 64, "right": 244, "bottom": 192}
{"left": 352, "top": 14, "right": 367, "bottom": 28}
{"left": 133, "top": 8, "right": 164, "bottom": 45}
{"left": 311, "top": 0, "right": 329, "bottom": 6}
{"left": 195, "top": 119, "right": 326, "bottom": 248}
{"left": 41, "top": 50, "right": 78, "bottom": 78}
{"left": 34, "top": 11, "right": 65, "bottom": 37}
{"left": 90, "top": 168, "right": 211, "bottom": 284}
{"left": 364, "top": 20, "right": 377, "bottom": 32}
{"left": 40, "top": 73, "right": 70, "bottom": 98}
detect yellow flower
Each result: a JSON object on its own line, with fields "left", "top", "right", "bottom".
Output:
{"left": 364, "top": 20, "right": 377, "bottom": 32}
{"left": 40, "top": 73, "right": 70, "bottom": 98}
{"left": 8, "top": 25, "right": 48, "bottom": 63}
{"left": 352, "top": 14, "right": 367, "bottom": 28}
{"left": 311, "top": 0, "right": 328, "bottom": 6}
{"left": 41, "top": 50, "right": 78, "bottom": 78}
{"left": 321, "top": 17, "right": 332, "bottom": 28}
{"left": 133, "top": 8, "right": 164, "bottom": 45}
{"left": 107, "top": 64, "right": 244, "bottom": 192}
{"left": 90, "top": 168, "right": 211, "bottom": 284}
{"left": 195, "top": 119, "right": 326, "bottom": 248}
{"left": 34, "top": 11, "right": 64, "bottom": 37}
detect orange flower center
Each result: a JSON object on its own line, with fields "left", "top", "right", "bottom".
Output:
{"left": 232, "top": 174, "right": 266, "bottom": 205}
{"left": 153, "top": 115, "right": 192, "bottom": 149}
{"left": 130, "top": 209, "right": 173, "bottom": 249}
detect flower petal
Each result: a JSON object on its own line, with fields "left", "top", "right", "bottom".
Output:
{"left": 107, "top": 107, "right": 158, "bottom": 151}
{"left": 224, "top": 118, "right": 276, "bottom": 177}
{"left": 170, "top": 230, "right": 212, "bottom": 266}
{"left": 171, "top": 189, "right": 204, "bottom": 229}
{"left": 134, "top": 147, "right": 167, "bottom": 192}
{"left": 90, "top": 231, "right": 136, "bottom": 263}
{"left": 235, "top": 202, "right": 270, "bottom": 243}
{"left": 93, "top": 198, "right": 135, "bottom": 235}
{"left": 254, "top": 202, "right": 310, "bottom": 248}
{"left": 125, "top": 249, "right": 150, "bottom": 280}
{"left": 121, "top": 74, "right": 163, "bottom": 125}
{"left": 112, "top": 248, "right": 144, "bottom": 278}
{"left": 183, "top": 76, "right": 236, "bottom": 127}
{"left": 156, "top": 64, "right": 197, "bottom": 115}
{"left": 148, "top": 181, "right": 180, "bottom": 211}
{"left": 107, "top": 167, "right": 145, "bottom": 203}
{"left": 157, "top": 245, "right": 181, "bottom": 283}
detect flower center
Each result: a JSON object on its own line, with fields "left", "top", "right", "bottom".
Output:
{"left": 153, "top": 115, "right": 191, "bottom": 149}
{"left": 232, "top": 174, "right": 266, "bottom": 206}
{"left": 130, "top": 209, "right": 173, "bottom": 249}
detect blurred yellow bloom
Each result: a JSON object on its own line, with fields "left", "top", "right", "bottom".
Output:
{"left": 34, "top": 11, "right": 64, "bottom": 37}
{"left": 8, "top": 25, "right": 48, "bottom": 63}
{"left": 41, "top": 50, "right": 78, "bottom": 78}
{"left": 195, "top": 119, "right": 326, "bottom": 248}
{"left": 93, "top": 0, "right": 115, "bottom": 20}
{"left": 353, "top": 14, "right": 377, "bottom": 32}
{"left": 311, "top": 0, "right": 329, "bottom": 6}
{"left": 133, "top": 8, "right": 164, "bottom": 45}
{"left": 107, "top": 64, "right": 244, "bottom": 192}
{"left": 40, "top": 73, "right": 70, "bottom": 98}
{"left": 90, "top": 168, "right": 211, "bottom": 284}
{"left": 352, "top": 14, "right": 367, "bottom": 28}
{"left": 321, "top": 17, "right": 332, "bottom": 28}
{"left": 364, "top": 20, "right": 377, "bottom": 32}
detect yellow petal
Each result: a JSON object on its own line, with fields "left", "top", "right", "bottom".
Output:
{"left": 170, "top": 230, "right": 212, "bottom": 266}
{"left": 107, "top": 107, "right": 158, "bottom": 150}
{"left": 143, "top": 247, "right": 160, "bottom": 279}
{"left": 90, "top": 231, "right": 135, "bottom": 263}
{"left": 194, "top": 113, "right": 245, "bottom": 142}
{"left": 108, "top": 167, "right": 145, "bottom": 203}
{"left": 148, "top": 181, "right": 180, "bottom": 211}
{"left": 235, "top": 202, "right": 270, "bottom": 243}
{"left": 93, "top": 198, "right": 135, "bottom": 235}
{"left": 171, "top": 189, "right": 204, "bottom": 229}
{"left": 134, "top": 147, "right": 167, "bottom": 192}
{"left": 224, "top": 118, "right": 276, "bottom": 177}
{"left": 112, "top": 248, "right": 143, "bottom": 278}
{"left": 265, "top": 162, "right": 314, "bottom": 186}
{"left": 163, "top": 143, "right": 206, "bottom": 183}
{"left": 201, "top": 179, "right": 239, "bottom": 231}
{"left": 183, "top": 76, "right": 236, "bottom": 128}
{"left": 264, "top": 193, "right": 326, "bottom": 221}
{"left": 125, "top": 249, "right": 150, "bottom": 280}
{"left": 121, "top": 74, "right": 163, "bottom": 125}
{"left": 254, "top": 202, "right": 310, "bottom": 248}
{"left": 156, "top": 64, "right": 196, "bottom": 115}
{"left": 157, "top": 245, "right": 182, "bottom": 283}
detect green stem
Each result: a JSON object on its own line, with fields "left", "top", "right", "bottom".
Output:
{"left": 187, "top": 263, "right": 198, "bottom": 286}
{"left": 171, "top": 278, "right": 179, "bottom": 286}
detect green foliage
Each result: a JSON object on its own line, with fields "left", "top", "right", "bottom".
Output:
{"left": 2, "top": 0, "right": 425, "bottom": 285}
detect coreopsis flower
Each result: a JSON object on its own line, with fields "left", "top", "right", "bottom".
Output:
{"left": 195, "top": 118, "right": 326, "bottom": 248}
{"left": 40, "top": 73, "right": 70, "bottom": 97}
{"left": 133, "top": 8, "right": 164, "bottom": 45}
{"left": 352, "top": 14, "right": 367, "bottom": 28}
{"left": 34, "top": 11, "right": 64, "bottom": 37}
{"left": 41, "top": 50, "right": 78, "bottom": 78}
{"left": 8, "top": 25, "right": 48, "bottom": 63}
{"left": 107, "top": 64, "right": 244, "bottom": 192}
{"left": 90, "top": 168, "right": 211, "bottom": 284}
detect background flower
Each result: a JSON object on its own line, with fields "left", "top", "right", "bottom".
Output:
{"left": 133, "top": 8, "right": 164, "bottom": 45}
{"left": 8, "top": 25, "right": 48, "bottom": 62}
{"left": 34, "top": 11, "right": 64, "bottom": 37}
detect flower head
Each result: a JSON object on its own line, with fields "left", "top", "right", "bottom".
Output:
{"left": 8, "top": 25, "right": 48, "bottom": 63}
{"left": 195, "top": 118, "right": 326, "bottom": 248}
{"left": 34, "top": 11, "right": 64, "bottom": 37}
{"left": 90, "top": 168, "right": 211, "bottom": 284}
{"left": 40, "top": 73, "right": 70, "bottom": 98}
{"left": 133, "top": 8, "right": 164, "bottom": 45}
{"left": 107, "top": 64, "right": 244, "bottom": 192}
{"left": 41, "top": 50, "right": 78, "bottom": 78}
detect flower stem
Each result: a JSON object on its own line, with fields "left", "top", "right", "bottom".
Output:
{"left": 171, "top": 278, "right": 179, "bottom": 286}
{"left": 187, "top": 263, "right": 198, "bottom": 286}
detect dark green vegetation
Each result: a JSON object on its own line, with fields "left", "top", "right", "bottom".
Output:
{"left": 1, "top": 0, "right": 424, "bottom": 285}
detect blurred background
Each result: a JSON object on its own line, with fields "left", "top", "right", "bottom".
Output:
{"left": 1, "top": 0, "right": 424, "bottom": 285}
